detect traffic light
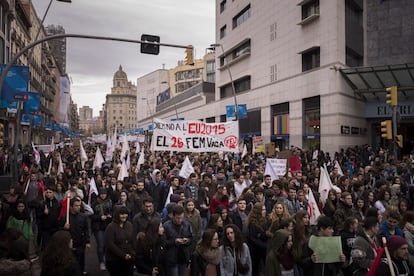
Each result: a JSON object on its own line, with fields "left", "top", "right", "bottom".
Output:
{"left": 381, "top": 120, "right": 392, "bottom": 140}
{"left": 140, "top": 34, "right": 160, "bottom": 55}
{"left": 386, "top": 86, "right": 398, "bottom": 106}
{"left": 185, "top": 45, "right": 194, "bottom": 65}
{"left": 0, "top": 122, "right": 4, "bottom": 146}
{"left": 395, "top": 134, "right": 403, "bottom": 148}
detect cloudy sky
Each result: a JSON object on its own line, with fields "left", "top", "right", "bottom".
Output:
{"left": 32, "top": 0, "right": 215, "bottom": 116}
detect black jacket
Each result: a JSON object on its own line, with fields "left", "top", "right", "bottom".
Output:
{"left": 37, "top": 197, "right": 61, "bottom": 233}
{"left": 59, "top": 212, "right": 90, "bottom": 248}
{"left": 163, "top": 219, "right": 192, "bottom": 266}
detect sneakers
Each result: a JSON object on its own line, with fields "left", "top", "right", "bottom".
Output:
{"left": 100, "top": 263, "right": 106, "bottom": 271}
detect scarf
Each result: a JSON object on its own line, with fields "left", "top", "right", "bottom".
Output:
{"left": 277, "top": 251, "right": 295, "bottom": 270}
{"left": 198, "top": 246, "right": 221, "bottom": 265}
{"left": 405, "top": 222, "right": 414, "bottom": 234}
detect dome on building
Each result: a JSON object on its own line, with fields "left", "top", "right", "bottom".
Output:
{"left": 113, "top": 65, "right": 128, "bottom": 80}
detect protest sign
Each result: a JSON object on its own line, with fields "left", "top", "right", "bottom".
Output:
{"left": 264, "top": 158, "right": 287, "bottom": 180}
{"left": 151, "top": 118, "right": 239, "bottom": 153}
{"left": 309, "top": 236, "right": 343, "bottom": 263}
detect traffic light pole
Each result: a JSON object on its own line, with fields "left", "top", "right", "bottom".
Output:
{"left": 0, "top": 33, "right": 193, "bottom": 183}
{"left": 392, "top": 105, "right": 398, "bottom": 159}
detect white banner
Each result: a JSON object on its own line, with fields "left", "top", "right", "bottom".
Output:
{"left": 264, "top": 158, "right": 287, "bottom": 180}
{"left": 151, "top": 118, "right": 239, "bottom": 153}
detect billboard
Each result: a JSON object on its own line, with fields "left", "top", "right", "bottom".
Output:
{"left": 0, "top": 64, "right": 30, "bottom": 112}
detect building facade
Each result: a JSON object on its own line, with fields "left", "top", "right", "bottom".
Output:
{"left": 105, "top": 65, "right": 137, "bottom": 134}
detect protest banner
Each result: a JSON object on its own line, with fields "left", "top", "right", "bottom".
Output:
{"left": 264, "top": 158, "right": 287, "bottom": 180}
{"left": 308, "top": 236, "right": 343, "bottom": 263}
{"left": 151, "top": 118, "right": 239, "bottom": 153}
{"left": 252, "top": 136, "right": 264, "bottom": 153}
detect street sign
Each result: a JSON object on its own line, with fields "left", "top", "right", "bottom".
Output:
{"left": 14, "top": 94, "right": 29, "bottom": 100}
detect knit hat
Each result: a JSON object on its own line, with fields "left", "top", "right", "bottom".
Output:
{"left": 387, "top": 235, "right": 408, "bottom": 252}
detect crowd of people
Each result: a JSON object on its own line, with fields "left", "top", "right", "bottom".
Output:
{"left": 1, "top": 141, "right": 414, "bottom": 276}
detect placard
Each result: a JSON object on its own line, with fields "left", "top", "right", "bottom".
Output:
{"left": 151, "top": 118, "right": 239, "bottom": 153}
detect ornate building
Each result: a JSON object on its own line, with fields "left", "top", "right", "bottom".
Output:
{"left": 105, "top": 65, "right": 137, "bottom": 134}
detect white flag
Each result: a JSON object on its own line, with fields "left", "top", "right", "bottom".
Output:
{"left": 93, "top": 146, "right": 105, "bottom": 170}
{"left": 252, "top": 141, "right": 256, "bottom": 155}
{"left": 241, "top": 144, "right": 248, "bottom": 159}
{"left": 120, "top": 134, "right": 130, "bottom": 161}
{"left": 47, "top": 158, "right": 53, "bottom": 175}
{"left": 319, "top": 165, "right": 341, "bottom": 205}
{"left": 49, "top": 137, "right": 55, "bottom": 156}
{"left": 32, "top": 143, "right": 40, "bottom": 164}
{"left": 137, "top": 149, "right": 145, "bottom": 169}
{"left": 118, "top": 160, "right": 128, "bottom": 181}
{"left": 88, "top": 177, "right": 98, "bottom": 205}
{"left": 179, "top": 156, "right": 194, "bottom": 179}
{"left": 308, "top": 189, "right": 321, "bottom": 225}
{"left": 58, "top": 154, "right": 64, "bottom": 174}
{"left": 80, "top": 140, "right": 88, "bottom": 169}
{"left": 312, "top": 150, "right": 319, "bottom": 160}
{"left": 105, "top": 137, "right": 113, "bottom": 161}
{"left": 334, "top": 160, "right": 344, "bottom": 176}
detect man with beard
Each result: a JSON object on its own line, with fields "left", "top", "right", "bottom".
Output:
{"left": 376, "top": 235, "right": 410, "bottom": 276}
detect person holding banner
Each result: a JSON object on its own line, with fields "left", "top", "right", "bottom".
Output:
{"left": 376, "top": 235, "right": 410, "bottom": 276}
{"left": 298, "top": 216, "right": 345, "bottom": 276}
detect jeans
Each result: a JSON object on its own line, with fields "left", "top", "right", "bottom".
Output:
{"left": 73, "top": 246, "right": 86, "bottom": 272}
{"left": 166, "top": 264, "right": 187, "bottom": 276}
{"left": 94, "top": 230, "right": 105, "bottom": 263}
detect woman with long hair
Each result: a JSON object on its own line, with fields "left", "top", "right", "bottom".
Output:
{"left": 184, "top": 198, "right": 202, "bottom": 246}
{"left": 209, "top": 185, "right": 229, "bottom": 215}
{"left": 322, "top": 188, "right": 338, "bottom": 217}
{"left": 114, "top": 190, "right": 134, "bottom": 220}
{"left": 6, "top": 199, "right": 33, "bottom": 241}
{"left": 374, "top": 187, "right": 391, "bottom": 215}
{"left": 190, "top": 229, "right": 221, "bottom": 276}
{"left": 220, "top": 224, "right": 252, "bottom": 276}
{"left": 265, "top": 229, "right": 295, "bottom": 276}
{"left": 268, "top": 201, "right": 291, "bottom": 235}
{"left": 135, "top": 217, "right": 166, "bottom": 276}
{"left": 353, "top": 196, "right": 366, "bottom": 223}
{"left": 206, "top": 213, "right": 224, "bottom": 242}
{"left": 41, "top": 230, "right": 81, "bottom": 276}
{"left": 246, "top": 202, "right": 269, "bottom": 275}
{"left": 291, "top": 210, "right": 311, "bottom": 264}
{"left": 104, "top": 206, "right": 135, "bottom": 276}
{"left": 214, "top": 205, "right": 232, "bottom": 228}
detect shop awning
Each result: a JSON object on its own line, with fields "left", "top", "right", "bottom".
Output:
{"left": 340, "top": 63, "right": 414, "bottom": 101}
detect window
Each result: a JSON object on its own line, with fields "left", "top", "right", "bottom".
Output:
{"left": 219, "top": 40, "right": 251, "bottom": 67}
{"left": 270, "top": 64, "right": 277, "bottom": 82}
{"left": 233, "top": 5, "right": 251, "bottom": 29}
{"left": 270, "top": 22, "right": 277, "bottom": 41}
{"left": 346, "top": 47, "right": 363, "bottom": 67}
{"left": 302, "top": 47, "right": 320, "bottom": 72}
{"left": 220, "top": 0, "right": 226, "bottom": 13}
{"left": 220, "top": 76, "right": 251, "bottom": 99}
{"left": 301, "top": 0, "right": 319, "bottom": 20}
{"left": 220, "top": 25, "right": 227, "bottom": 39}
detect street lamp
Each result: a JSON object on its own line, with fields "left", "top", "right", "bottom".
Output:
{"left": 210, "top": 43, "right": 239, "bottom": 121}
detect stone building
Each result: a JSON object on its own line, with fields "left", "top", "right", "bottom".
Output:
{"left": 105, "top": 65, "right": 137, "bottom": 134}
